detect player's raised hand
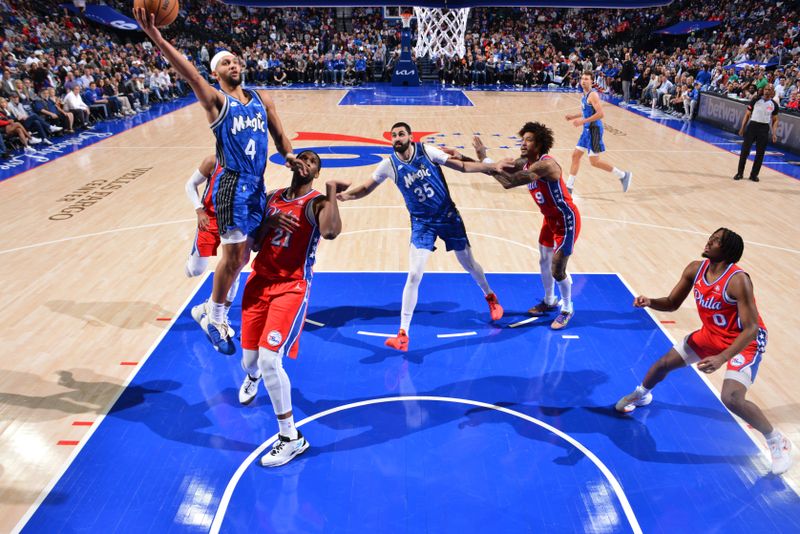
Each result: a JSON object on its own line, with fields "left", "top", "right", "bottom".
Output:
{"left": 325, "top": 179, "right": 351, "bottom": 194}
{"left": 472, "top": 136, "right": 487, "bottom": 161}
{"left": 633, "top": 295, "right": 651, "bottom": 307}
{"left": 266, "top": 210, "right": 300, "bottom": 233}
{"left": 285, "top": 154, "right": 309, "bottom": 177}
{"left": 133, "top": 7, "right": 162, "bottom": 42}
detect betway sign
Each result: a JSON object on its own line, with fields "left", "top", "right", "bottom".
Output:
{"left": 697, "top": 92, "right": 800, "bottom": 153}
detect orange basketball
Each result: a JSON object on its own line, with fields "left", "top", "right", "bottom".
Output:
{"left": 134, "top": 0, "right": 179, "bottom": 28}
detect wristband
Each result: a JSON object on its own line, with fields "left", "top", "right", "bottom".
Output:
{"left": 482, "top": 157, "right": 494, "bottom": 164}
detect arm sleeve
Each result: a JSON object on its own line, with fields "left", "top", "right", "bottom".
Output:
{"left": 184, "top": 170, "right": 208, "bottom": 210}
{"left": 421, "top": 144, "right": 451, "bottom": 165}
{"left": 371, "top": 158, "right": 395, "bottom": 184}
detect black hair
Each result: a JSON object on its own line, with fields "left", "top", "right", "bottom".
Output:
{"left": 391, "top": 121, "right": 412, "bottom": 134}
{"left": 518, "top": 121, "right": 554, "bottom": 156}
{"left": 715, "top": 227, "right": 744, "bottom": 263}
{"left": 297, "top": 149, "right": 322, "bottom": 170}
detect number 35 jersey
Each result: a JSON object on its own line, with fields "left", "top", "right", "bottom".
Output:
{"left": 374, "top": 143, "right": 456, "bottom": 219}
{"left": 252, "top": 188, "right": 323, "bottom": 282}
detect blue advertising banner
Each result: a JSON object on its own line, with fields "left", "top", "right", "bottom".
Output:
{"left": 61, "top": 3, "right": 140, "bottom": 31}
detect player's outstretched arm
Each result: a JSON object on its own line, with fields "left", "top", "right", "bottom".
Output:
{"left": 316, "top": 180, "right": 349, "bottom": 240}
{"left": 635, "top": 261, "right": 698, "bottom": 312}
{"left": 257, "top": 90, "right": 303, "bottom": 174}
{"left": 336, "top": 178, "right": 379, "bottom": 201}
{"left": 492, "top": 157, "right": 560, "bottom": 188}
{"left": 132, "top": 8, "right": 222, "bottom": 118}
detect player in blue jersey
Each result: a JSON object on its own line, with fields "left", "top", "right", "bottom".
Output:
{"left": 135, "top": 9, "right": 303, "bottom": 354}
{"left": 337, "top": 122, "right": 508, "bottom": 351}
{"left": 564, "top": 71, "right": 632, "bottom": 195}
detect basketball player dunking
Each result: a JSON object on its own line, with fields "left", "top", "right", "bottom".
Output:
{"left": 337, "top": 122, "right": 508, "bottom": 351}
{"left": 616, "top": 228, "right": 792, "bottom": 475}
{"left": 565, "top": 71, "right": 632, "bottom": 194}
{"left": 135, "top": 8, "right": 303, "bottom": 354}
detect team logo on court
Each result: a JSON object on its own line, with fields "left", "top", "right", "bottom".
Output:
{"left": 267, "top": 330, "right": 283, "bottom": 346}
{"left": 731, "top": 355, "right": 745, "bottom": 367}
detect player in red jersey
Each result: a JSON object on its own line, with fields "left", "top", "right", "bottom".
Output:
{"left": 464, "top": 122, "right": 580, "bottom": 329}
{"left": 185, "top": 155, "right": 238, "bottom": 337}
{"left": 616, "top": 228, "right": 792, "bottom": 475}
{"left": 237, "top": 150, "right": 347, "bottom": 467}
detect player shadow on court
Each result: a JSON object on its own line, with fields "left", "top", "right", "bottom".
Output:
{"left": 306, "top": 300, "right": 461, "bottom": 328}
{"left": 44, "top": 300, "right": 174, "bottom": 329}
{"left": 106, "top": 379, "right": 263, "bottom": 452}
{"left": 289, "top": 372, "right": 752, "bottom": 467}
{"left": 0, "top": 370, "right": 120, "bottom": 420}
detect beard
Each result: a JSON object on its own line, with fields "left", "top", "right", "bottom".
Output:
{"left": 393, "top": 140, "right": 411, "bottom": 154}
{"left": 219, "top": 72, "right": 242, "bottom": 88}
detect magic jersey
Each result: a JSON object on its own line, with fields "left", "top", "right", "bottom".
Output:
{"left": 692, "top": 259, "right": 766, "bottom": 342}
{"left": 374, "top": 143, "right": 455, "bottom": 219}
{"left": 526, "top": 155, "right": 579, "bottom": 220}
{"left": 211, "top": 89, "right": 269, "bottom": 179}
{"left": 581, "top": 89, "right": 602, "bottom": 130}
{"left": 252, "top": 188, "right": 322, "bottom": 281}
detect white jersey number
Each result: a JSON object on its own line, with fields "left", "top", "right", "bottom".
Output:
{"left": 245, "top": 138, "right": 256, "bottom": 160}
{"left": 413, "top": 183, "right": 435, "bottom": 203}
{"left": 270, "top": 228, "right": 292, "bottom": 248}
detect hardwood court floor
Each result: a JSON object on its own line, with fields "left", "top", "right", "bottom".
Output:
{"left": 1, "top": 89, "right": 798, "bottom": 531}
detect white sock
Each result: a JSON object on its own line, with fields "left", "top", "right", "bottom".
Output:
{"left": 567, "top": 174, "right": 577, "bottom": 187}
{"left": 454, "top": 247, "right": 491, "bottom": 295}
{"left": 241, "top": 348, "right": 260, "bottom": 377}
{"left": 400, "top": 246, "right": 431, "bottom": 332}
{"left": 556, "top": 273, "right": 573, "bottom": 312}
{"left": 765, "top": 429, "right": 781, "bottom": 441}
{"left": 278, "top": 415, "right": 298, "bottom": 440}
{"left": 209, "top": 300, "right": 226, "bottom": 324}
{"left": 539, "top": 245, "right": 556, "bottom": 303}
{"left": 612, "top": 167, "right": 626, "bottom": 179}
{"left": 636, "top": 384, "right": 651, "bottom": 395}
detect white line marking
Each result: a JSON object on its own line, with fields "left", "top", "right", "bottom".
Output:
{"left": 4, "top": 208, "right": 798, "bottom": 257}
{"left": 711, "top": 142, "right": 741, "bottom": 145}
{"left": 562, "top": 335, "right": 580, "bottom": 339}
{"left": 763, "top": 161, "right": 800, "bottom": 165}
{"left": 436, "top": 331, "right": 477, "bottom": 338}
{"left": 209, "top": 395, "right": 642, "bottom": 534}
{"left": 304, "top": 319, "right": 325, "bottom": 327}
{"left": 613, "top": 272, "right": 800, "bottom": 497}
{"left": 12, "top": 272, "right": 212, "bottom": 534}
{"left": 356, "top": 330, "right": 394, "bottom": 338}
{"left": 509, "top": 317, "right": 539, "bottom": 328}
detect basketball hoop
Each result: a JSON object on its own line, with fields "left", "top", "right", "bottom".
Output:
{"left": 400, "top": 11, "right": 413, "bottom": 29}
{"left": 413, "top": 7, "right": 470, "bottom": 59}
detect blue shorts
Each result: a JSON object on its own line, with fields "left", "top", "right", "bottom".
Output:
{"left": 212, "top": 170, "right": 266, "bottom": 238}
{"left": 577, "top": 123, "right": 605, "bottom": 155}
{"left": 410, "top": 209, "right": 469, "bottom": 252}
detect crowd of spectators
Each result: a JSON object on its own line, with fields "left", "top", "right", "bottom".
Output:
{"left": 1, "top": 0, "right": 798, "bottom": 158}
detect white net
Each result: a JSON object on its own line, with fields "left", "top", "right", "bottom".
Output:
{"left": 413, "top": 7, "right": 470, "bottom": 59}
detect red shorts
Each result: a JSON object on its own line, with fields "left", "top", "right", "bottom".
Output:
{"left": 193, "top": 217, "right": 220, "bottom": 257}
{"left": 240, "top": 274, "right": 309, "bottom": 359}
{"left": 538, "top": 210, "right": 581, "bottom": 255}
{"left": 675, "top": 326, "right": 767, "bottom": 387}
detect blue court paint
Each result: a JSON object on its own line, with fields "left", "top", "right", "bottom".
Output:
{"left": 339, "top": 86, "right": 473, "bottom": 106}
{"left": 20, "top": 273, "right": 800, "bottom": 533}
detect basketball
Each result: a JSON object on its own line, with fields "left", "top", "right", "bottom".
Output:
{"left": 134, "top": 0, "right": 179, "bottom": 28}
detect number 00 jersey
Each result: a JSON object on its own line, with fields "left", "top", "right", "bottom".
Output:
{"left": 692, "top": 259, "right": 766, "bottom": 343}
{"left": 373, "top": 143, "right": 456, "bottom": 219}
{"left": 252, "top": 188, "right": 323, "bottom": 281}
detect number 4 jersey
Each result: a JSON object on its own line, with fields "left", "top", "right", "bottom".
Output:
{"left": 692, "top": 259, "right": 767, "bottom": 345}
{"left": 373, "top": 143, "right": 456, "bottom": 219}
{"left": 252, "top": 188, "right": 323, "bottom": 281}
